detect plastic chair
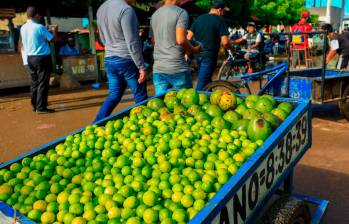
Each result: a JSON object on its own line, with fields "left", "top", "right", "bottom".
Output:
{"left": 290, "top": 35, "right": 313, "bottom": 68}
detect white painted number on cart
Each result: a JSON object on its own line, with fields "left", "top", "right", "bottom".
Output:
{"left": 213, "top": 113, "right": 308, "bottom": 224}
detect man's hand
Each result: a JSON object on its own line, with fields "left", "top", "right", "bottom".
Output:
{"left": 192, "top": 44, "right": 202, "bottom": 54}
{"left": 138, "top": 69, "right": 146, "bottom": 84}
{"left": 50, "top": 25, "right": 58, "bottom": 33}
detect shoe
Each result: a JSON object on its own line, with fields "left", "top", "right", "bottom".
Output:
{"left": 36, "top": 108, "right": 55, "bottom": 114}
{"left": 32, "top": 107, "right": 36, "bottom": 112}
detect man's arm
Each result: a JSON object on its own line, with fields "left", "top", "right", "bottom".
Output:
{"left": 221, "top": 35, "right": 234, "bottom": 51}
{"left": 234, "top": 36, "right": 245, "bottom": 44}
{"left": 176, "top": 10, "right": 200, "bottom": 54}
{"left": 326, "top": 39, "right": 339, "bottom": 64}
{"left": 96, "top": 22, "right": 106, "bottom": 45}
{"left": 326, "top": 50, "right": 337, "bottom": 64}
{"left": 121, "top": 8, "right": 146, "bottom": 83}
{"left": 40, "top": 25, "right": 54, "bottom": 43}
{"left": 149, "top": 21, "right": 155, "bottom": 46}
{"left": 176, "top": 27, "right": 201, "bottom": 54}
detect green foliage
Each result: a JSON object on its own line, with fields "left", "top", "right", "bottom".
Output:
{"left": 195, "top": 0, "right": 251, "bottom": 20}
{"left": 309, "top": 14, "right": 319, "bottom": 24}
{"left": 251, "top": 0, "right": 306, "bottom": 25}
{"left": 196, "top": 0, "right": 211, "bottom": 12}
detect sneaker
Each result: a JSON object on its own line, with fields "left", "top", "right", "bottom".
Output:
{"left": 36, "top": 108, "right": 55, "bottom": 114}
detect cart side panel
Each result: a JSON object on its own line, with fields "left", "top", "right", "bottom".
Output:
{"left": 289, "top": 78, "right": 312, "bottom": 99}
{"left": 190, "top": 100, "right": 312, "bottom": 224}
{"left": 269, "top": 74, "right": 312, "bottom": 100}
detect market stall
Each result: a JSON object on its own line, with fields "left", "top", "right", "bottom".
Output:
{"left": 0, "top": 8, "right": 30, "bottom": 89}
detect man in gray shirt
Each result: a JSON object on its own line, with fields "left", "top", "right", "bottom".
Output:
{"left": 151, "top": 0, "right": 201, "bottom": 95}
{"left": 94, "top": 0, "right": 147, "bottom": 122}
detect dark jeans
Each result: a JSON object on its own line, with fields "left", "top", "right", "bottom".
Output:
{"left": 94, "top": 56, "right": 148, "bottom": 122}
{"left": 196, "top": 56, "right": 217, "bottom": 91}
{"left": 27, "top": 55, "right": 51, "bottom": 111}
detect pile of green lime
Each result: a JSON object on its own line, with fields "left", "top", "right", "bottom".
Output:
{"left": 0, "top": 89, "right": 293, "bottom": 224}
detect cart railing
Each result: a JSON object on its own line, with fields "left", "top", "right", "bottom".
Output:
{"left": 238, "top": 63, "right": 289, "bottom": 96}
{"left": 230, "top": 31, "right": 330, "bottom": 102}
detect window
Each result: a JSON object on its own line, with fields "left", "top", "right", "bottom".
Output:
{"left": 306, "top": 0, "right": 343, "bottom": 8}
{"left": 331, "top": 0, "right": 342, "bottom": 8}
{"left": 345, "top": 0, "right": 349, "bottom": 16}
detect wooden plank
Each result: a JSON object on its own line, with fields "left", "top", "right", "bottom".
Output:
{"left": 0, "top": 8, "right": 16, "bottom": 18}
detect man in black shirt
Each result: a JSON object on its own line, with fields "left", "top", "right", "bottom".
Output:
{"left": 322, "top": 23, "right": 349, "bottom": 69}
{"left": 187, "top": 0, "right": 234, "bottom": 90}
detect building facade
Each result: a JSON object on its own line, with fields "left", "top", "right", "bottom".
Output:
{"left": 306, "top": 0, "right": 348, "bottom": 30}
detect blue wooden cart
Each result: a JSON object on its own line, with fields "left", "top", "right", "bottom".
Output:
{"left": 205, "top": 31, "right": 349, "bottom": 120}
{"left": 0, "top": 91, "right": 328, "bottom": 224}
{"left": 270, "top": 68, "right": 349, "bottom": 120}
{"left": 207, "top": 64, "right": 349, "bottom": 121}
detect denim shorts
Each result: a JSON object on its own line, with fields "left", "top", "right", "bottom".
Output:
{"left": 153, "top": 71, "right": 193, "bottom": 96}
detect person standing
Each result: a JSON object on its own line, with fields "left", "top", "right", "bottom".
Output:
{"left": 150, "top": 0, "right": 201, "bottom": 96}
{"left": 187, "top": 0, "right": 234, "bottom": 90}
{"left": 95, "top": 0, "right": 148, "bottom": 122}
{"left": 322, "top": 24, "right": 349, "bottom": 70}
{"left": 291, "top": 11, "right": 313, "bottom": 67}
{"left": 21, "top": 6, "right": 56, "bottom": 113}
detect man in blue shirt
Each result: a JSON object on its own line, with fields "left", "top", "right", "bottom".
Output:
{"left": 59, "top": 36, "right": 80, "bottom": 56}
{"left": 21, "top": 6, "right": 56, "bottom": 113}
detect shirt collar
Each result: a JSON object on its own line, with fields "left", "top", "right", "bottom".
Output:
{"left": 27, "top": 19, "right": 38, "bottom": 24}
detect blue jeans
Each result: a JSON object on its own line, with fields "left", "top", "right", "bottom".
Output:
{"left": 196, "top": 56, "right": 217, "bottom": 91}
{"left": 153, "top": 71, "right": 192, "bottom": 96}
{"left": 94, "top": 56, "right": 147, "bottom": 122}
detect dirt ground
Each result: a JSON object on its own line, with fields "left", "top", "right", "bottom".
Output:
{"left": 0, "top": 83, "right": 348, "bottom": 223}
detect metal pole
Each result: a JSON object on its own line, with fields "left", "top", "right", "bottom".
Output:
{"left": 320, "top": 32, "right": 328, "bottom": 104}
{"left": 326, "top": 0, "right": 332, "bottom": 24}
{"left": 88, "top": 4, "right": 101, "bottom": 88}
{"left": 7, "top": 18, "right": 15, "bottom": 51}
{"left": 46, "top": 7, "right": 57, "bottom": 74}
{"left": 286, "top": 33, "right": 291, "bottom": 97}
{"left": 88, "top": 5, "right": 96, "bottom": 55}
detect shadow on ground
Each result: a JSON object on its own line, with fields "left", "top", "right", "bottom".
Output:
{"left": 311, "top": 103, "right": 346, "bottom": 122}
{"left": 295, "top": 164, "right": 349, "bottom": 223}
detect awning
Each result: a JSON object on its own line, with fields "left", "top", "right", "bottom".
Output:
{"left": 0, "top": 8, "right": 16, "bottom": 19}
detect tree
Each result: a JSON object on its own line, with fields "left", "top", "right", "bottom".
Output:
{"left": 196, "top": 0, "right": 252, "bottom": 21}
{"left": 250, "top": 0, "right": 306, "bottom": 25}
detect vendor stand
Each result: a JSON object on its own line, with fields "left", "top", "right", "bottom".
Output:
{"left": 0, "top": 8, "right": 30, "bottom": 89}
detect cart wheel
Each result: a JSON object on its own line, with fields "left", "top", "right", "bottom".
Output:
{"left": 338, "top": 84, "right": 349, "bottom": 121}
{"left": 217, "top": 62, "right": 245, "bottom": 81}
{"left": 217, "top": 62, "right": 231, "bottom": 80}
{"left": 263, "top": 197, "right": 311, "bottom": 224}
{"left": 203, "top": 80, "right": 246, "bottom": 93}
